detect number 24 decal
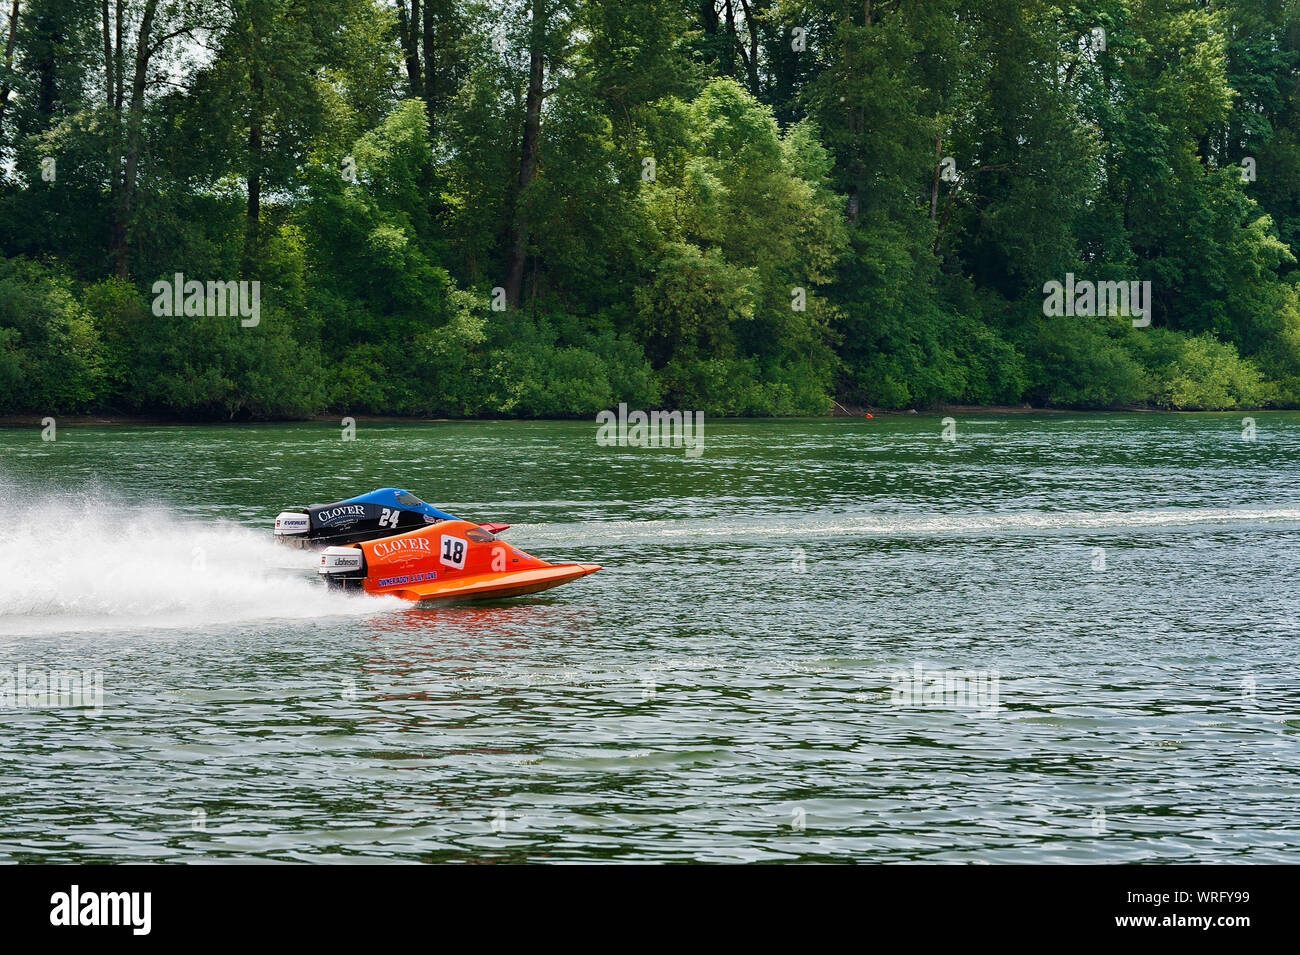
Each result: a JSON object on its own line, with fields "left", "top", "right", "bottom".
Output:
{"left": 440, "top": 535, "right": 466, "bottom": 569}
{"left": 379, "top": 507, "right": 400, "bottom": 529}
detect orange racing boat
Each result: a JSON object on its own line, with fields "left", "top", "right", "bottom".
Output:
{"left": 316, "top": 520, "right": 600, "bottom": 603}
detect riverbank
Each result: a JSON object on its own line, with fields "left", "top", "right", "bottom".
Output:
{"left": 830, "top": 402, "right": 1080, "bottom": 417}
{"left": 0, "top": 404, "right": 1234, "bottom": 428}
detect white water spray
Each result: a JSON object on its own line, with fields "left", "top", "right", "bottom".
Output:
{"left": 0, "top": 487, "right": 400, "bottom": 635}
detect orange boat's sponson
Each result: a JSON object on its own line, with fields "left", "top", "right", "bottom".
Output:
{"left": 345, "top": 519, "right": 600, "bottom": 603}
{"left": 392, "top": 564, "right": 601, "bottom": 603}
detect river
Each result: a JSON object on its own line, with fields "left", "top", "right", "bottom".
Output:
{"left": 1, "top": 413, "right": 1297, "bottom": 862}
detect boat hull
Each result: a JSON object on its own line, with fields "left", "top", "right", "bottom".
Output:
{"left": 391, "top": 564, "right": 602, "bottom": 603}
{"left": 318, "top": 520, "right": 600, "bottom": 603}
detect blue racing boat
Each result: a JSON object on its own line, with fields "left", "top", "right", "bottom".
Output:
{"left": 273, "top": 488, "right": 507, "bottom": 548}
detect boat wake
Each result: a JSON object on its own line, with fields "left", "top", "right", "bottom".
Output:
{"left": 512, "top": 506, "right": 1300, "bottom": 544}
{"left": 0, "top": 487, "right": 401, "bottom": 636}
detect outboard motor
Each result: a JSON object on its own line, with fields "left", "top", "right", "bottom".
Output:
{"left": 274, "top": 510, "right": 311, "bottom": 544}
{"left": 318, "top": 546, "right": 366, "bottom": 591}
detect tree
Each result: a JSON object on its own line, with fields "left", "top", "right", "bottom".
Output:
{"left": 96, "top": 0, "right": 207, "bottom": 275}
{"left": 0, "top": 0, "right": 21, "bottom": 143}
{"left": 501, "top": 0, "right": 573, "bottom": 307}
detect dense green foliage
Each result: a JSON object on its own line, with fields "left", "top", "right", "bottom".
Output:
{"left": 3, "top": 0, "right": 1300, "bottom": 417}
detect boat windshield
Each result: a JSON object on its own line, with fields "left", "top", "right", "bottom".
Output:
{"left": 395, "top": 492, "right": 426, "bottom": 507}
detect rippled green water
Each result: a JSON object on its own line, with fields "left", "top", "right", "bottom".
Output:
{"left": 1, "top": 413, "right": 1298, "bottom": 862}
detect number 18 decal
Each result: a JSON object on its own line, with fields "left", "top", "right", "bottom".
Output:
{"left": 440, "top": 535, "right": 467, "bottom": 569}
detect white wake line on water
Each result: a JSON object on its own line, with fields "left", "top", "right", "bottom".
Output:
{"left": 508, "top": 507, "right": 1300, "bottom": 543}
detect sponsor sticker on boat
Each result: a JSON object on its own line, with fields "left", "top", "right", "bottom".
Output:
{"left": 376, "top": 571, "right": 437, "bottom": 587}
{"left": 315, "top": 504, "right": 368, "bottom": 525}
